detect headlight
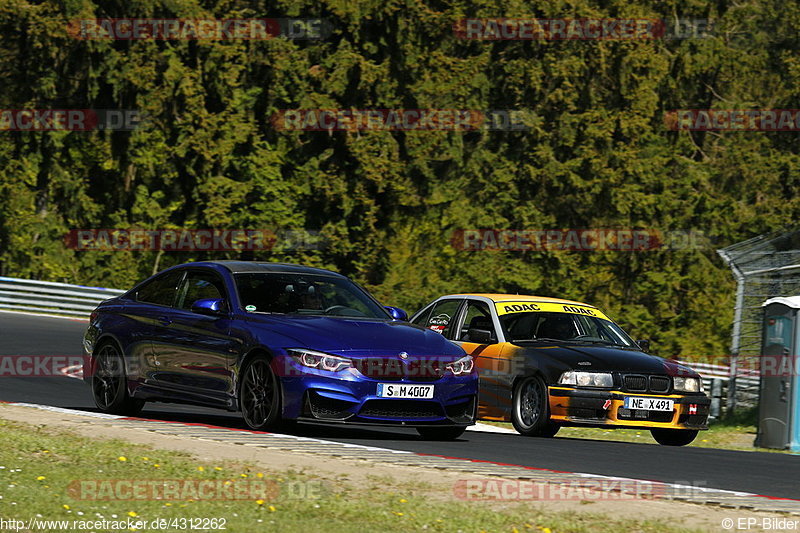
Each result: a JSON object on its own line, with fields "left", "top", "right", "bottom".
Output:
{"left": 673, "top": 377, "right": 703, "bottom": 393}
{"left": 288, "top": 349, "right": 352, "bottom": 372}
{"left": 559, "top": 371, "right": 613, "bottom": 388}
{"left": 446, "top": 355, "right": 474, "bottom": 376}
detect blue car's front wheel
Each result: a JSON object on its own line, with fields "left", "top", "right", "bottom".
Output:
{"left": 239, "top": 355, "right": 283, "bottom": 430}
{"left": 91, "top": 342, "right": 144, "bottom": 416}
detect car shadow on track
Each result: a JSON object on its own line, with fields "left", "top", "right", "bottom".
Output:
{"left": 67, "top": 406, "right": 676, "bottom": 447}
{"left": 69, "top": 406, "right": 432, "bottom": 441}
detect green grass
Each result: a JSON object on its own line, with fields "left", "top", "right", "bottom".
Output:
{"left": 481, "top": 407, "right": 791, "bottom": 453}
{"left": 0, "top": 415, "right": 705, "bottom": 532}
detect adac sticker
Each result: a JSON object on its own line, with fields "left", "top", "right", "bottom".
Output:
{"left": 495, "top": 301, "right": 610, "bottom": 321}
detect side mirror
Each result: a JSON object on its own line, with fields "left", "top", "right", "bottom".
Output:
{"left": 468, "top": 328, "right": 495, "bottom": 344}
{"left": 191, "top": 298, "right": 226, "bottom": 316}
{"left": 637, "top": 339, "right": 651, "bottom": 352}
{"left": 384, "top": 306, "right": 409, "bottom": 321}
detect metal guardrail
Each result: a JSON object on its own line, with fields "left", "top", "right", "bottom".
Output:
{"left": 0, "top": 276, "right": 125, "bottom": 317}
{"left": 678, "top": 360, "right": 761, "bottom": 416}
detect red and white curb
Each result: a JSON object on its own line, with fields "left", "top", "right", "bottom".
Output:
{"left": 2, "top": 402, "right": 799, "bottom": 514}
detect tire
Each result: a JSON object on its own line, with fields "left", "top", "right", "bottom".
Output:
{"left": 511, "top": 375, "right": 560, "bottom": 437}
{"left": 239, "top": 355, "right": 283, "bottom": 431}
{"left": 91, "top": 342, "right": 144, "bottom": 416}
{"left": 650, "top": 428, "right": 699, "bottom": 446}
{"left": 416, "top": 426, "right": 467, "bottom": 440}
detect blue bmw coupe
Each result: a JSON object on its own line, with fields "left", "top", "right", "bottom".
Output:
{"left": 83, "top": 261, "right": 477, "bottom": 439}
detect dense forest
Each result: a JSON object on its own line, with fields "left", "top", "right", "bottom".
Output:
{"left": 1, "top": 0, "right": 799, "bottom": 359}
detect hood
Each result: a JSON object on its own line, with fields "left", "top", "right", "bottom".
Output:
{"left": 518, "top": 343, "right": 701, "bottom": 377}
{"left": 244, "top": 314, "right": 465, "bottom": 358}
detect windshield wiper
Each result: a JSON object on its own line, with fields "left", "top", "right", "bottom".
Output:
{"left": 515, "top": 337, "right": 578, "bottom": 344}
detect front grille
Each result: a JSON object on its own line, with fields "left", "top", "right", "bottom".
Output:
{"left": 684, "top": 414, "right": 708, "bottom": 426}
{"left": 623, "top": 375, "right": 648, "bottom": 392}
{"left": 306, "top": 392, "right": 355, "bottom": 420}
{"left": 568, "top": 407, "right": 605, "bottom": 420}
{"left": 360, "top": 399, "right": 443, "bottom": 419}
{"left": 445, "top": 398, "right": 475, "bottom": 423}
{"left": 618, "top": 408, "right": 674, "bottom": 423}
{"left": 649, "top": 376, "right": 671, "bottom": 393}
{"left": 622, "top": 374, "right": 672, "bottom": 394}
{"left": 352, "top": 358, "right": 444, "bottom": 382}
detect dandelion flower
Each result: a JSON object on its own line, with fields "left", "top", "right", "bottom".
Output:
{"left": 128, "top": 511, "right": 138, "bottom": 517}
{"left": 197, "top": 467, "right": 205, "bottom": 472}
{"left": 255, "top": 500, "right": 264, "bottom": 505}
{"left": 62, "top": 504, "right": 70, "bottom": 510}
{"left": 36, "top": 476, "right": 46, "bottom": 481}
{"left": 399, "top": 498, "right": 407, "bottom": 503}
{"left": 118, "top": 456, "right": 127, "bottom": 462}
{"left": 268, "top": 505, "right": 276, "bottom": 512}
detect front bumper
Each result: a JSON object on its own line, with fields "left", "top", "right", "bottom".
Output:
{"left": 549, "top": 386, "right": 710, "bottom": 430}
{"left": 278, "top": 357, "right": 478, "bottom": 427}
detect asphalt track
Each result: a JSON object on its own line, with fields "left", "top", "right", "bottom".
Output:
{"left": 1, "top": 312, "right": 798, "bottom": 499}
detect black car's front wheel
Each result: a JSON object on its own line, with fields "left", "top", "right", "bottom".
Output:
{"left": 416, "top": 426, "right": 467, "bottom": 440}
{"left": 650, "top": 428, "right": 699, "bottom": 446}
{"left": 511, "top": 375, "right": 560, "bottom": 437}
{"left": 91, "top": 342, "right": 144, "bottom": 416}
{"left": 239, "top": 356, "right": 283, "bottom": 431}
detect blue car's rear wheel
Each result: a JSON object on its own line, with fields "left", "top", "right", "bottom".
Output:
{"left": 91, "top": 342, "right": 144, "bottom": 416}
{"left": 511, "top": 375, "right": 560, "bottom": 437}
{"left": 240, "top": 356, "right": 283, "bottom": 430}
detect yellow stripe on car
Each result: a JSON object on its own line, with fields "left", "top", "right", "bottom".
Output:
{"left": 494, "top": 301, "right": 610, "bottom": 321}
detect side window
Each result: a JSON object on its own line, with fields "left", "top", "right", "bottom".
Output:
{"left": 458, "top": 301, "right": 495, "bottom": 342}
{"left": 410, "top": 304, "right": 433, "bottom": 327}
{"left": 177, "top": 271, "right": 227, "bottom": 310}
{"left": 136, "top": 271, "right": 184, "bottom": 307}
{"left": 424, "top": 299, "right": 462, "bottom": 338}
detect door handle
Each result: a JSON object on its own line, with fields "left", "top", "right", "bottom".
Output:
{"left": 157, "top": 316, "right": 172, "bottom": 326}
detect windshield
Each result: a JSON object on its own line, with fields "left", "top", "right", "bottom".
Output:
{"left": 498, "top": 304, "right": 637, "bottom": 347}
{"left": 234, "top": 273, "right": 389, "bottom": 319}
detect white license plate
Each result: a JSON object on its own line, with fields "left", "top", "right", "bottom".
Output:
{"left": 376, "top": 383, "right": 434, "bottom": 399}
{"left": 623, "top": 397, "right": 674, "bottom": 411}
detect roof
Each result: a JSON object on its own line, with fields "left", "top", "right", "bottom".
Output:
{"left": 762, "top": 296, "right": 800, "bottom": 309}
{"left": 450, "top": 293, "right": 596, "bottom": 307}
{"left": 203, "top": 261, "right": 344, "bottom": 277}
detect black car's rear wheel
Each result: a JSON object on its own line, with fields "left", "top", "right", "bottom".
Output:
{"left": 239, "top": 356, "right": 283, "bottom": 430}
{"left": 91, "top": 342, "right": 144, "bottom": 416}
{"left": 650, "top": 428, "right": 699, "bottom": 446}
{"left": 511, "top": 375, "right": 560, "bottom": 437}
{"left": 416, "top": 426, "right": 467, "bottom": 440}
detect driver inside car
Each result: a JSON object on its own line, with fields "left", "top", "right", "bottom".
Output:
{"left": 536, "top": 314, "right": 578, "bottom": 340}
